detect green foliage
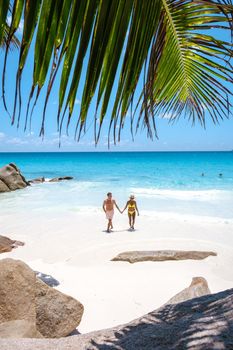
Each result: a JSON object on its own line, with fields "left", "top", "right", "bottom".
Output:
{"left": 1, "top": 0, "right": 233, "bottom": 144}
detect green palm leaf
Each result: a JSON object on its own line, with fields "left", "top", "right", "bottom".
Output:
{"left": 0, "top": 0, "right": 232, "bottom": 144}
{"left": 142, "top": 0, "right": 233, "bottom": 132}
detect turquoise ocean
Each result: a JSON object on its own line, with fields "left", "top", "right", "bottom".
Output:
{"left": 0, "top": 151, "right": 233, "bottom": 219}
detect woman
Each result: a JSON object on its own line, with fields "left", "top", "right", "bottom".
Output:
{"left": 121, "top": 195, "right": 139, "bottom": 230}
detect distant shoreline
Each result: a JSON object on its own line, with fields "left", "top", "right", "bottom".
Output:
{"left": 0, "top": 150, "right": 232, "bottom": 154}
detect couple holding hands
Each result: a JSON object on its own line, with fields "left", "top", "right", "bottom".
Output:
{"left": 103, "top": 192, "right": 139, "bottom": 233}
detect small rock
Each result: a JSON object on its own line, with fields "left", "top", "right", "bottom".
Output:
{"left": 35, "top": 271, "right": 59, "bottom": 287}
{"left": 49, "top": 176, "right": 73, "bottom": 182}
{"left": 0, "top": 235, "right": 25, "bottom": 254}
{"left": 28, "top": 177, "right": 45, "bottom": 184}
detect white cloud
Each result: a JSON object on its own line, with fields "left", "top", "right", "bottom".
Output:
{"left": 0, "top": 132, "right": 5, "bottom": 139}
{"left": 6, "top": 137, "right": 28, "bottom": 145}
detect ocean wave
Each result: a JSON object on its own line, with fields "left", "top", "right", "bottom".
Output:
{"left": 130, "top": 188, "right": 229, "bottom": 201}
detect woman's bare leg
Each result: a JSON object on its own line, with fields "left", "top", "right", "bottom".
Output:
{"left": 131, "top": 213, "right": 136, "bottom": 229}
{"left": 128, "top": 213, "right": 132, "bottom": 228}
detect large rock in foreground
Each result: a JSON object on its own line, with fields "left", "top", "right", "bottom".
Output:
{"left": 0, "top": 259, "right": 84, "bottom": 339}
{"left": 0, "top": 288, "right": 232, "bottom": 349}
{"left": 0, "top": 235, "right": 24, "bottom": 254}
{"left": 0, "top": 163, "right": 29, "bottom": 192}
{"left": 111, "top": 250, "right": 217, "bottom": 263}
{"left": 0, "top": 259, "right": 36, "bottom": 324}
{"left": 36, "top": 278, "right": 84, "bottom": 338}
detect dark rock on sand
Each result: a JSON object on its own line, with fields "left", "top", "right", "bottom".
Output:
{"left": 111, "top": 250, "right": 217, "bottom": 263}
{"left": 0, "top": 320, "right": 42, "bottom": 339}
{"left": 0, "top": 288, "right": 233, "bottom": 349}
{"left": 0, "top": 235, "right": 25, "bottom": 254}
{"left": 49, "top": 176, "right": 73, "bottom": 182}
{"left": 165, "top": 277, "right": 211, "bottom": 305}
{"left": 0, "top": 163, "right": 29, "bottom": 192}
{"left": 35, "top": 271, "right": 59, "bottom": 287}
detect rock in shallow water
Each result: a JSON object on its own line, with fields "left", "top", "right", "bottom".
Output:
{"left": 49, "top": 176, "right": 73, "bottom": 182}
{"left": 28, "top": 177, "right": 45, "bottom": 184}
{"left": 111, "top": 250, "right": 217, "bottom": 263}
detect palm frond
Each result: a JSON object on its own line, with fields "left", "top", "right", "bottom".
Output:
{"left": 0, "top": 0, "right": 232, "bottom": 144}
{"left": 141, "top": 0, "right": 233, "bottom": 132}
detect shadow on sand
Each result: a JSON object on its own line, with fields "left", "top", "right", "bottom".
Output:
{"left": 87, "top": 289, "right": 233, "bottom": 349}
{"left": 102, "top": 229, "right": 137, "bottom": 233}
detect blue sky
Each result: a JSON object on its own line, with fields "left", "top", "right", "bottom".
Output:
{"left": 0, "top": 16, "right": 232, "bottom": 152}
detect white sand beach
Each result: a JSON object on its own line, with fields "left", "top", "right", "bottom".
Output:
{"left": 1, "top": 207, "right": 233, "bottom": 333}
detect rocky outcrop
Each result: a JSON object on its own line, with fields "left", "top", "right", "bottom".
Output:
{"left": 111, "top": 250, "right": 217, "bottom": 263}
{"left": 36, "top": 278, "right": 84, "bottom": 338}
{"left": 0, "top": 235, "right": 25, "bottom": 254}
{"left": 0, "top": 288, "right": 232, "bottom": 349}
{"left": 0, "top": 259, "right": 84, "bottom": 339}
{"left": 0, "top": 164, "right": 73, "bottom": 192}
{"left": 0, "top": 163, "right": 29, "bottom": 192}
{"left": 0, "top": 320, "right": 42, "bottom": 339}
{"left": 165, "top": 277, "right": 211, "bottom": 305}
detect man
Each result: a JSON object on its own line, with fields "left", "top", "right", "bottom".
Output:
{"left": 102, "top": 192, "right": 121, "bottom": 232}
